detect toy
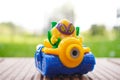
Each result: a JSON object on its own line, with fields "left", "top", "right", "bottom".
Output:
{"left": 35, "top": 19, "right": 96, "bottom": 77}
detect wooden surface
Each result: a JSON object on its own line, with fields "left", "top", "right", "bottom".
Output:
{"left": 0, "top": 58, "right": 120, "bottom": 80}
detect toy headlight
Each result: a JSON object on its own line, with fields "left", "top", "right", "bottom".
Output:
{"left": 70, "top": 48, "right": 80, "bottom": 59}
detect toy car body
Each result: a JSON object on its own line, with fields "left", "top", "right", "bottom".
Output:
{"left": 35, "top": 37, "right": 96, "bottom": 77}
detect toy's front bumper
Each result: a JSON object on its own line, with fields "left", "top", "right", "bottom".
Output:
{"left": 35, "top": 46, "right": 96, "bottom": 77}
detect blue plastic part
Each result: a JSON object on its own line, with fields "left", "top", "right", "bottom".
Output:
{"left": 35, "top": 45, "right": 96, "bottom": 77}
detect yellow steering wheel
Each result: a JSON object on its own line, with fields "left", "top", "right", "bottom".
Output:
{"left": 42, "top": 37, "right": 90, "bottom": 68}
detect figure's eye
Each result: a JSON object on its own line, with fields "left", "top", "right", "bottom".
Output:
{"left": 69, "top": 25, "right": 75, "bottom": 33}
{"left": 60, "top": 26, "right": 66, "bottom": 32}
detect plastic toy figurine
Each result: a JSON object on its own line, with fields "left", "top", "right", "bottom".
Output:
{"left": 35, "top": 19, "right": 96, "bottom": 77}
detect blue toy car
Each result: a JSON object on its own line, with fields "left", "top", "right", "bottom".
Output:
{"left": 34, "top": 19, "right": 96, "bottom": 77}
{"left": 35, "top": 45, "right": 95, "bottom": 77}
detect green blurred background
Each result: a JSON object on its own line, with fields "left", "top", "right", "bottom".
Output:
{"left": 0, "top": 0, "right": 120, "bottom": 57}
{"left": 0, "top": 23, "right": 120, "bottom": 57}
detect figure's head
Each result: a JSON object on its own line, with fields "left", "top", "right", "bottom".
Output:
{"left": 56, "top": 19, "right": 75, "bottom": 35}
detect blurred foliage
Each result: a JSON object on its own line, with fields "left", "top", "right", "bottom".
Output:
{"left": 82, "top": 31, "right": 120, "bottom": 57}
{"left": 0, "top": 22, "right": 24, "bottom": 35}
{"left": 0, "top": 22, "right": 46, "bottom": 57}
{"left": 0, "top": 22, "right": 120, "bottom": 57}
{"left": 113, "top": 26, "right": 120, "bottom": 39}
{"left": 89, "top": 24, "right": 106, "bottom": 36}
{"left": 0, "top": 35, "right": 46, "bottom": 57}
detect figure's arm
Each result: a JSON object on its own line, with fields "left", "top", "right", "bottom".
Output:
{"left": 43, "top": 39, "right": 52, "bottom": 48}
{"left": 48, "top": 30, "right": 58, "bottom": 45}
{"left": 51, "top": 35, "right": 58, "bottom": 44}
{"left": 48, "top": 30, "right": 61, "bottom": 48}
{"left": 47, "top": 21, "right": 61, "bottom": 48}
{"left": 48, "top": 21, "right": 58, "bottom": 45}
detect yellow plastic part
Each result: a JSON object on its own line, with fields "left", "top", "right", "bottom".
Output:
{"left": 42, "top": 47, "right": 58, "bottom": 55}
{"left": 42, "top": 37, "right": 87, "bottom": 68}
{"left": 84, "top": 47, "right": 90, "bottom": 53}
{"left": 43, "top": 39, "right": 52, "bottom": 48}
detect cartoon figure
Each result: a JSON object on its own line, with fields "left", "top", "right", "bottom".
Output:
{"left": 44, "top": 19, "right": 81, "bottom": 48}
{"left": 35, "top": 19, "right": 96, "bottom": 77}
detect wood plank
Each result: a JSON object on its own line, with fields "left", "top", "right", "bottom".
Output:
{"left": 0, "top": 58, "right": 4, "bottom": 63}
{"left": 95, "top": 63, "right": 116, "bottom": 80}
{"left": 87, "top": 72, "right": 99, "bottom": 80}
{"left": 24, "top": 59, "right": 36, "bottom": 80}
{"left": 33, "top": 71, "right": 41, "bottom": 80}
{"left": 91, "top": 68, "right": 107, "bottom": 80}
{"left": 98, "top": 59, "right": 120, "bottom": 75}
{"left": 0, "top": 58, "right": 24, "bottom": 80}
{"left": 0, "top": 58, "right": 120, "bottom": 80}
{"left": 15, "top": 58, "right": 33, "bottom": 80}
{"left": 108, "top": 58, "right": 120, "bottom": 65}
{"left": 88, "top": 58, "right": 119, "bottom": 80}
{"left": 1, "top": 58, "right": 28, "bottom": 80}
{"left": 97, "top": 59, "right": 120, "bottom": 80}
{"left": 0, "top": 58, "right": 20, "bottom": 75}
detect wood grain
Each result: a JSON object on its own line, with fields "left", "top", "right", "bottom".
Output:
{"left": 0, "top": 58, "right": 120, "bottom": 80}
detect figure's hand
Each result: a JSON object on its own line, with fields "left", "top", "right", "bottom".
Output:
{"left": 51, "top": 36, "right": 58, "bottom": 44}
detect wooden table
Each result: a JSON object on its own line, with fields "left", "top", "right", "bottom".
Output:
{"left": 0, "top": 58, "right": 120, "bottom": 80}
